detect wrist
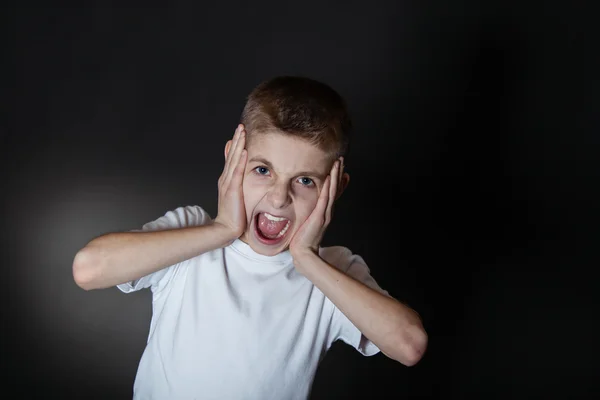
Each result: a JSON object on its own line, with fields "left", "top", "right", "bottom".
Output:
{"left": 290, "top": 248, "right": 319, "bottom": 268}
{"left": 207, "top": 220, "right": 241, "bottom": 247}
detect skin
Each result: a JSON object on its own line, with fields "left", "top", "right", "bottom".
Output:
{"left": 73, "top": 123, "right": 427, "bottom": 366}
{"left": 219, "top": 126, "right": 348, "bottom": 256}
{"left": 216, "top": 124, "right": 428, "bottom": 366}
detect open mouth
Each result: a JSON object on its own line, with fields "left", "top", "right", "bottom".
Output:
{"left": 254, "top": 212, "right": 292, "bottom": 245}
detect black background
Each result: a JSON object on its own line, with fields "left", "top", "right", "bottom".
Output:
{"left": 3, "top": 1, "right": 599, "bottom": 398}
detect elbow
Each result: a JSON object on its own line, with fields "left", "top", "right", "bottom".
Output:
{"left": 391, "top": 325, "right": 428, "bottom": 367}
{"left": 401, "top": 329, "right": 428, "bottom": 366}
{"left": 72, "top": 247, "right": 101, "bottom": 291}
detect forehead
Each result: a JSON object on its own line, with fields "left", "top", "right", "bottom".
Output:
{"left": 246, "top": 132, "right": 332, "bottom": 175}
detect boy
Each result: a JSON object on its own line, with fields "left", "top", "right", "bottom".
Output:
{"left": 73, "top": 76, "right": 427, "bottom": 399}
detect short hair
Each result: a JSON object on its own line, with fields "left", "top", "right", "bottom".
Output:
{"left": 240, "top": 76, "right": 352, "bottom": 159}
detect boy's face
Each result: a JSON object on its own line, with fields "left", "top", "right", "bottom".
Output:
{"left": 231, "top": 131, "right": 348, "bottom": 256}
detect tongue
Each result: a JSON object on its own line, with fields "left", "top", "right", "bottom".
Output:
{"left": 257, "top": 213, "right": 288, "bottom": 237}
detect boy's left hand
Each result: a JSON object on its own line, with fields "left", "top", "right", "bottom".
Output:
{"left": 289, "top": 158, "right": 343, "bottom": 259}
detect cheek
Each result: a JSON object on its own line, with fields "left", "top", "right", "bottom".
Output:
{"left": 242, "top": 178, "right": 266, "bottom": 213}
{"left": 241, "top": 180, "right": 254, "bottom": 212}
{"left": 296, "top": 186, "right": 319, "bottom": 205}
{"left": 292, "top": 189, "right": 320, "bottom": 222}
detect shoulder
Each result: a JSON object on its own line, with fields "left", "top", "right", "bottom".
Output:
{"left": 168, "top": 205, "right": 212, "bottom": 224}
{"left": 319, "top": 245, "right": 388, "bottom": 296}
{"left": 318, "top": 245, "right": 366, "bottom": 274}
{"left": 142, "top": 205, "right": 212, "bottom": 231}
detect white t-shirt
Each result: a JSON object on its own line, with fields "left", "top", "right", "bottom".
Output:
{"left": 117, "top": 205, "right": 389, "bottom": 400}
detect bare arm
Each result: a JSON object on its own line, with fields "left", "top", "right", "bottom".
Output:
{"left": 293, "top": 252, "right": 427, "bottom": 366}
{"left": 289, "top": 160, "right": 427, "bottom": 366}
{"left": 73, "top": 124, "right": 249, "bottom": 291}
{"left": 72, "top": 222, "right": 235, "bottom": 290}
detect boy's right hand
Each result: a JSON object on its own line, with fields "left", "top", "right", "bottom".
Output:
{"left": 213, "top": 124, "right": 248, "bottom": 241}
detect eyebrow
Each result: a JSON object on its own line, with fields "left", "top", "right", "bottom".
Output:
{"left": 248, "top": 156, "right": 326, "bottom": 180}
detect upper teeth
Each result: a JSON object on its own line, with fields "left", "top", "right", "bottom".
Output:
{"left": 264, "top": 212, "right": 287, "bottom": 222}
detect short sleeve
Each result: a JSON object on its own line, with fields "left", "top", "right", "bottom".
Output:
{"left": 320, "top": 246, "right": 391, "bottom": 356}
{"left": 116, "top": 205, "right": 211, "bottom": 294}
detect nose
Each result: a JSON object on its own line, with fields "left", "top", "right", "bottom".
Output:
{"left": 267, "top": 181, "right": 291, "bottom": 209}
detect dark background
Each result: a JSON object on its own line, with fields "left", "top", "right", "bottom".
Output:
{"left": 3, "top": 1, "right": 599, "bottom": 398}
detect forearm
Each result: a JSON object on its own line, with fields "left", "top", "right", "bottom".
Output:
{"left": 73, "top": 222, "right": 235, "bottom": 290}
{"left": 293, "top": 252, "right": 427, "bottom": 366}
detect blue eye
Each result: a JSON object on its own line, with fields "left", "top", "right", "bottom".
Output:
{"left": 255, "top": 166, "right": 269, "bottom": 175}
{"left": 298, "top": 177, "right": 314, "bottom": 187}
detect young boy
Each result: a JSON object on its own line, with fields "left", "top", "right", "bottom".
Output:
{"left": 73, "top": 76, "right": 427, "bottom": 399}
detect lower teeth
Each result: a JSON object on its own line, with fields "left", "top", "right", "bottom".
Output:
{"left": 259, "top": 218, "right": 290, "bottom": 239}
{"left": 276, "top": 221, "right": 290, "bottom": 238}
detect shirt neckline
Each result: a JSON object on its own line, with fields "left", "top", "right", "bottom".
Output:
{"left": 228, "top": 239, "right": 294, "bottom": 265}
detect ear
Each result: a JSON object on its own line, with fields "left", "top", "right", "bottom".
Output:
{"left": 335, "top": 172, "right": 350, "bottom": 200}
{"left": 224, "top": 140, "right": 232, "bottom": 159}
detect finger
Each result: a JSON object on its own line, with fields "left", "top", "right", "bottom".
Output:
{"left": 224, "top": 127, "right": 246, "bottom": 186}
{"left": 230, "top": 149, "right": 247, "bottom": 189}
{"left": 329, "top": 160, "right": 339, "bottom": 199}
{"left": 326, "top": 161, "right": 339, "bottom": 223}
{"left": 221, "top": 125, "right": 242, "bottom": 182}
{"left": 224, "top": 125, "right": 242, "bottom": 160}
{"left": 313, "top": 175, "right": 331, "bottom": 225}
{"left": 338, "top": 157, "right": 344, "bottom": 190}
